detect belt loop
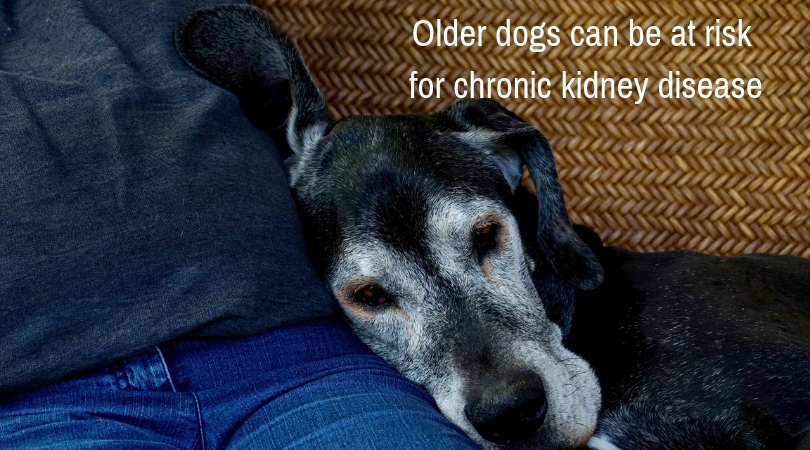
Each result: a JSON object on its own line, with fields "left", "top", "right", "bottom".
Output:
{"left": 119, "top": 346, "right": 176, "bottom": 392}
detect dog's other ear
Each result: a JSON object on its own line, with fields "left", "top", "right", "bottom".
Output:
{"left": 175, "top": 4, "right": 328, "bottom": 155}
{"left": 442, "top": 99, "right": 604, "bottom": 290}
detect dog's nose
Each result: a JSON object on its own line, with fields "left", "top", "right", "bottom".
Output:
{"left": 464, "top": 375, "right": 548, "bottom": 445}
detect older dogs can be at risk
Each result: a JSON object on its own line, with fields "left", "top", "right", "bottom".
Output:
{"left": 175, "top": 5, "right": 810, "bottom": 449}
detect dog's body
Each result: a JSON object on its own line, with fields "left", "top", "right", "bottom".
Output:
{"left": 175, "top": 5, "right": 810, "bottom": 449}
{"left": 570, "top": 232, "right": 810, "bottom": 450}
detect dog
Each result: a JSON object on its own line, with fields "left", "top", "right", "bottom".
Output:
{"left": 174, "top": 5, "right": 810, "bottom": 449}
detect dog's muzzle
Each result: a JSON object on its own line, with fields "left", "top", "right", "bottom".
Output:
{"left": 464, "top": 372, "right": 548, "bottom": 445}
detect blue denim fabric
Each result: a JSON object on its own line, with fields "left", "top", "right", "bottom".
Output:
{"left": 0, "top": 319, "right": 480, "bottom": 449}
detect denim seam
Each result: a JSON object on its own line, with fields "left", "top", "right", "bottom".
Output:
{"left": 154, "top": 346, "right": 177, "bottom": 393}
{"left": 191, "top": 391, "right": 206, "bottom": 450}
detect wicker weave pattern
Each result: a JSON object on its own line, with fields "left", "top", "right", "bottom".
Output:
{"left": 257, "top": 0, "right": 810, "bottom": 257}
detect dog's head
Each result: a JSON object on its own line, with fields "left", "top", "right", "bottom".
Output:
{"left": 176, "top": 5, "right": 604, "bottom": 448}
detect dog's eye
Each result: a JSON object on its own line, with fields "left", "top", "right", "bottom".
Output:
{"left": 473, "top": 224, "right": 498, "bottom": 258}
{"left": 352, "top": 284, "right": 391, "bottom": 307}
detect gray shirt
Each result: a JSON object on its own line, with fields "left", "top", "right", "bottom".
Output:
{"left": 0, "top": 0, "right": 337, "bottom": 396}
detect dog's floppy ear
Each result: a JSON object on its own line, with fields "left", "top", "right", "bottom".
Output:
{"left": 175, "top": 4, "right": 328, "bottom": 155}
{"left": 442, "top": 99, "right": 604, "bottom": 290}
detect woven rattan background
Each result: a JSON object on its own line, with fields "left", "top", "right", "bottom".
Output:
{"left": 257, "top": 0, "right": 809, "bottom": 257}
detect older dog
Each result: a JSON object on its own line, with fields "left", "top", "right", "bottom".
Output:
{"left": 175, "top": 5, "right": 810, "bottom": 449}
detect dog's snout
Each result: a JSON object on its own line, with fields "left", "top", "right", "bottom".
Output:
{"left": 464, "top": 374, "right": 548, "bottom": 445}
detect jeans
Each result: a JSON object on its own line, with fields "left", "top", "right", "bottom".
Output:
{"left": 0, "top": 319, "right": 480, "bottom": 449}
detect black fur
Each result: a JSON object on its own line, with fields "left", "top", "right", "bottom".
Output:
{"left": 440, "top": 100, "right": 604, "bottom": 291}
{"left": 175, "top": 4, "right": 329, "bottom": 152}
{"left": 569, "top": 226, "right": 810, "bottom": 450}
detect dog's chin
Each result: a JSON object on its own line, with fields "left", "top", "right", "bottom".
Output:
{"left": 431, "top": 342, "right": 601, "bottom": 450}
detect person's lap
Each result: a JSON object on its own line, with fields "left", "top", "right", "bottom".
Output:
{"left": 0, "top": 1, "right": 478, "bottom": 449}
{"left": 0, "top": 319, "right": 479, "bottom": 450}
